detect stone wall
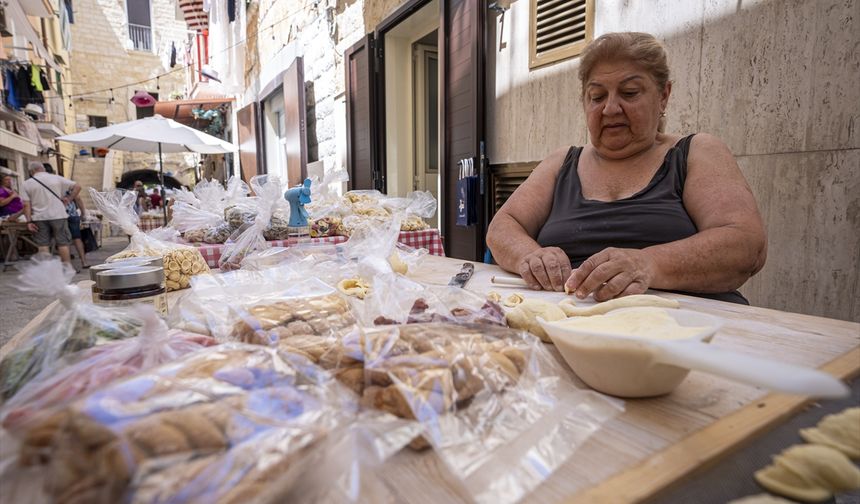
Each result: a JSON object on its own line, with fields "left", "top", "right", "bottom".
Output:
{"left": 68, "top": 0, "right": 191, "bottom": 200}
{"left": 489, "top": 0, "right": 859, "bottom": 321}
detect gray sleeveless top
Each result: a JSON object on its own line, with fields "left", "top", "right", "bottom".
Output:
{"left": 536, "top": 135, "right": 748, "bottom": 304}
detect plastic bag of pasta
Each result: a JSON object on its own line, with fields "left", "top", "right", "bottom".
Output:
{"left": 306, "top": 168, "right": 351, "bottom": 237}
{"left": 218, "top": 174, "right": 285, "bottom": 271}
{"left": 0, "top": 258, "right": 142, "bottom": 403}
{"left": 382, "top": 190, "right": 437, "bottom": 231}
{"left": 0, "top": 305, "right": 216, "bottom": 431}
{"left": 90, "top": 188, "right": 210, "bottom": 291}
{"left": 0, "top": 343, "right": 419, "bottom": 503}
{"left": 171, "top": 202, "right": 224, "bottom": 243}
{"left": 345, "top": 323, "right": 624, "bottom": 504}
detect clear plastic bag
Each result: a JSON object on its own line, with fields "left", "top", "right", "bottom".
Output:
{"left": 1, "top": 343, "right": 386, "bottom": 503}
{"left": 90, "top": 189, "right": 211, "bottom": 290}
{"left": 0, "top": 305, "right": 216, "bottom": 431}
{"left": 351, "top": 323, "right": 624, "bottom": 504}
{"left": 0, "top": 258, "right": 142, "bottom": 403}
{"left": 381, "top": 190, "right": 437, "bottom": 231}
{"left": 218, "top": 175, "right": 283, "bottom": 271}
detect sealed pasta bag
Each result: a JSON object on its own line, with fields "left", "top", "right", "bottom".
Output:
{"left": 90, "top": 188, "right": 210, "bottom": 291}
{"left": 364, "top": 282, "right": 505, "bottom": 327}
{"left": 307, "top": 167, "right": 351, "bottom": 237}
{"left": 1, "top": 343, "right": 410, "bottom": 503}
{"left": 145, "top": 225, "right": 181, "bottom": 243}
{"left": 354, "top": 323, "right": 624, "bottom": 504}
{"left": 218, "top": 174, "right": 283, "bottom": 271}
{"left": 0, "top": 258, "right": 142, "bottom": 403}
{"left": 170, "top": 201, "right": 224, "bottom": 243}
{"left": 170, "top": 264, "right": 301, "bottom": 338}
{"left": 0, "top": 305, "right": 216, "bottom": 432}
{"left": 382, "top": 190, "right": 437, "bottom": 231}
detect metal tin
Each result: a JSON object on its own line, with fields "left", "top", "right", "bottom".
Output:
{"left": 94, "top": 266, "right": 168, "bottom": 314}
{"left": 96, "top": 266, "right": 165, "bottom": 291}
{"left": 89, "top": 256, "right": 164, "bottom": 282}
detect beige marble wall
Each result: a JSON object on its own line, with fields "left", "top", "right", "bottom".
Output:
{"left": 488, "top": 0, "right": 860, "bottom": 321}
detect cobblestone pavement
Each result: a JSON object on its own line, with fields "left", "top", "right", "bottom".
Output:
{"left": 0, "top": 236, "right": 130, "bottom": 347}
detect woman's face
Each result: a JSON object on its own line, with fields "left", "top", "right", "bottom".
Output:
{"left": 1, "top": 176, "right": 10, "bottom": 188}
{"left": 583, "top": 60, "right": 671, "bottom": 159}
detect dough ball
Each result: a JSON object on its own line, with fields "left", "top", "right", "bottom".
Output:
{"left": 754, "top": 444, "right": 860, "bottom": 502}
{"left": 486, "top": 291, "right": 501, "bottom": 303}
{"left": 505, "top": 299, "right": 566, "bottom": 342}
{"left": 502, "top": 293, "right": 524, "bottom": 307}
{"left": 388, "top": 253, "right": 408, "bottom": 275}
{"left": 800, "top": 407, "right": 860, "bottom": 459}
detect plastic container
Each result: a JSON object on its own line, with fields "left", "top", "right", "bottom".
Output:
{"left": 89, "top": 256, "right": 164, "bottom": 301}
{"left": 94, "top": 266, "right": 167, "bottom": 314}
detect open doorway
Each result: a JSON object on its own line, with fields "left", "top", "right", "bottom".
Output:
{"left": 383, "top": 0, "right": 440, "bottom": 229}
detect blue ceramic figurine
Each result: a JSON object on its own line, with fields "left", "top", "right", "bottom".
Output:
{"left": 284, "top": 178, "right": 312, "bottom": 227}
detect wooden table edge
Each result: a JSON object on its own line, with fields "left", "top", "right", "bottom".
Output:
{"left": 565, "top": 345, "right": 860, "bottom": 504}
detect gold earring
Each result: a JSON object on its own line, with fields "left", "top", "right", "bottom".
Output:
{"left": 660, "top": 111, "right": 667, "bottom": 118}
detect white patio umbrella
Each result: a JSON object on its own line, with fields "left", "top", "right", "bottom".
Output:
{"left": 57, "top": 115, "right": 238, "bottom": 220}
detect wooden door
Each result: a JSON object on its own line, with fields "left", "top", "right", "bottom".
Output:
{"left": 282, "top": 57, "right": 307, "bottom": 187}
{"left": 344, "top": 34, "right": 377, "bottom": 191}
{"left": 236, "top": 102, "right": 261, "bottom": 183}
{"left": 441, "top": 0, "right": 486, "bottom": 261}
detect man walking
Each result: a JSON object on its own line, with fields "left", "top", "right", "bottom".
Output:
{"left": 20, "top": 161, "right": 81, "bottom": 264}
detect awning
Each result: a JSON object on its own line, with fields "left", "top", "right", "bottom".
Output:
{"left": 153, "top": 97, "right": 234, "bottom": 125}
{"left": 6, "top": 0, "right": 63, "bottom": 72}
{"left": 178, "top": 0, "right": 208, "bottom": 31}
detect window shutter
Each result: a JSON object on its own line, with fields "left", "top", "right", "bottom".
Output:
{"left": 490, "top": 163, "right": 538, "bottom": 217}
{"left": 529, "top": 0, "right": 594, "bottom": 69}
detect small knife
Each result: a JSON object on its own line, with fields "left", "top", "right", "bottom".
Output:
{"left": 448, "top": 262, "right": 475, "bottom": 288}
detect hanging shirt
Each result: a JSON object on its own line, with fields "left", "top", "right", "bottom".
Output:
{"left": 31, "top": 65, "right": 43, "bottom": 92}
{"left": 4, "top": 69, "right": 20, "bottom": 109}
{"left": 39, "top": 70, "right": 50, "bottom": 91}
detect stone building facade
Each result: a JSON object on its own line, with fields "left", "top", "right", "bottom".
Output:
{"left": 67, "top": 0, "right": 193, "bottom": 206}
{"left": 205, "top": 0, "right": 858, "bottom": 322}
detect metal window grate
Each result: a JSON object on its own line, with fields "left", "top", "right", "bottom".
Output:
{"left": 529, "top": 0, "right": 593, "bottom": 69}
{"left": 128, "top": 23, "right": 152, "bottom": 52}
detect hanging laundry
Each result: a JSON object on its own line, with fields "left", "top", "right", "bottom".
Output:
{"left": 40, "top": 69, "right": 50, "bottom": 91}
{"left": 4, "top": 68, "right": 21, "bottom": 110}
{"left": 31, "top": 65, "right": 43, "bottom": 92}
{"left": 170, "top": 41, "right": 177, "bottom": 67}
{"left": 64, "top": 0, "right": 75, "bottom": 24}
{"left": 14, "top": 66, "right": 34, "bottom": 106}
{"left": 227, "top": 0, "right": 236, "bottom": 22}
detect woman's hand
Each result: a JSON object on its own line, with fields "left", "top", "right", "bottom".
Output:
{"left": 565, "top": 247, "right": 657, "bottom": 301}
{"left": 517, "top": 247, "right": 572, "bottom": 291}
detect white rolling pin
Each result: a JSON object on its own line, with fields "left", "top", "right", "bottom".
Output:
{"left": 491, "top": 275, "right": 529, "bottom": 287}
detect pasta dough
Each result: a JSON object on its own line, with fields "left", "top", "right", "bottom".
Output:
{"left": 558, "top": 294, "right": 679, "bottom": 317}
{"left": 551, "top": 308, "right": 706, "bottom": 340}
{"left": 502, "top": 293, "right": 525, "bottom": 307}
{"left": 727, "top": 495, "right": 795, "bottom": 504}
{"left": 505, "top": 299, "right": 566, "bottom": 342}
{"left": 336, "top": 278, "right": 371, "bottom": 299}
{"left": 754, "top": 444, "right": 860, "bottom": 502}
{"left": 799, "top": 407, "right": 860, "bottom": 459}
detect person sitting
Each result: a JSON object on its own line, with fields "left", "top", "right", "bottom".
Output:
{"left": 149, "top": 187, "right": 162, "bottom": 209}
{"left": 20, "top": 161, "right": 81, "bottom": 265}
{"left": 0, "top": 175, "right": 24, "bottom": 220}
{"left": 486, "top": 32, "right": 766, "bottom": 305}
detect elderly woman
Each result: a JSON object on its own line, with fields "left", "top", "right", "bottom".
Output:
{"left": 486, "top": 32, "right": 766, "bottom": 304}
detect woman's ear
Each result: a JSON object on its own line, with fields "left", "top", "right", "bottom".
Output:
{"left": 661, "top": 81, "right": 673, "bottom": 109}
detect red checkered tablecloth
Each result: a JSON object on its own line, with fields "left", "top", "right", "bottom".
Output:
{"left": 195, "top": 229, "right": 445, "bottom": 268}
{"left": 138, "top": 215, "right": 166, "bottom": 232}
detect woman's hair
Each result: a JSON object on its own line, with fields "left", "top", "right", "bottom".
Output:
{"left": 578, "top": 32, "right": 670, "bottom": 93}
{"left": 578, "top": 32, "right": 670, "bottom": 131}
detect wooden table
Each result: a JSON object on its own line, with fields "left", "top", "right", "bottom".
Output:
{"left": 3, "top": 255, "right": 858, "bottom": 503}
{"left": 1, "top": 220, "right": 40, "bottom": 271}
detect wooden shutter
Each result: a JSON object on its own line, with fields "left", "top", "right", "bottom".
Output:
{"left": 442, "top": 0, "right": 486, "bottom": 261}
{"left": 490, "top": 162, "right": 538, "bottom": 216}
{"left": 529, "top": 0, "right": 593, "bottom": 69}
{"left": 236, "top": 102, "right": 261, "bottom": 183}
{"left": 282, "top": 57, "right": 308, "bottom": 187}
{"left": 344, "top": 34, "right": 376, "bottom": 191}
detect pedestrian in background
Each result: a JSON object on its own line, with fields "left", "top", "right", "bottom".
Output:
{"left": 20, "top": 161, "right": 80, "bottom": 265}
{"left": 65, "top": 187, "right": 91, "bottom": 270}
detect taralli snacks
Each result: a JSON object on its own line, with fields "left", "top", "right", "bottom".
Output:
{"left": 90, "top": 189, "right": 211, "bottom": 291}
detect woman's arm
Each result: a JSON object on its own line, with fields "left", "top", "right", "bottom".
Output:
{"left": 567, "top": 134, "right": 767, "bottom": 300}
{"left": 0, "top": 190, "right": 17, "bottom": 206}
{"left": 486, "top": 146, "right": 571, "bottom": 291}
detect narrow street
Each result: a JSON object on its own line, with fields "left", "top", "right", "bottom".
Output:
{"left": 0, "top": 236, "right": 128, "bottom": 346}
